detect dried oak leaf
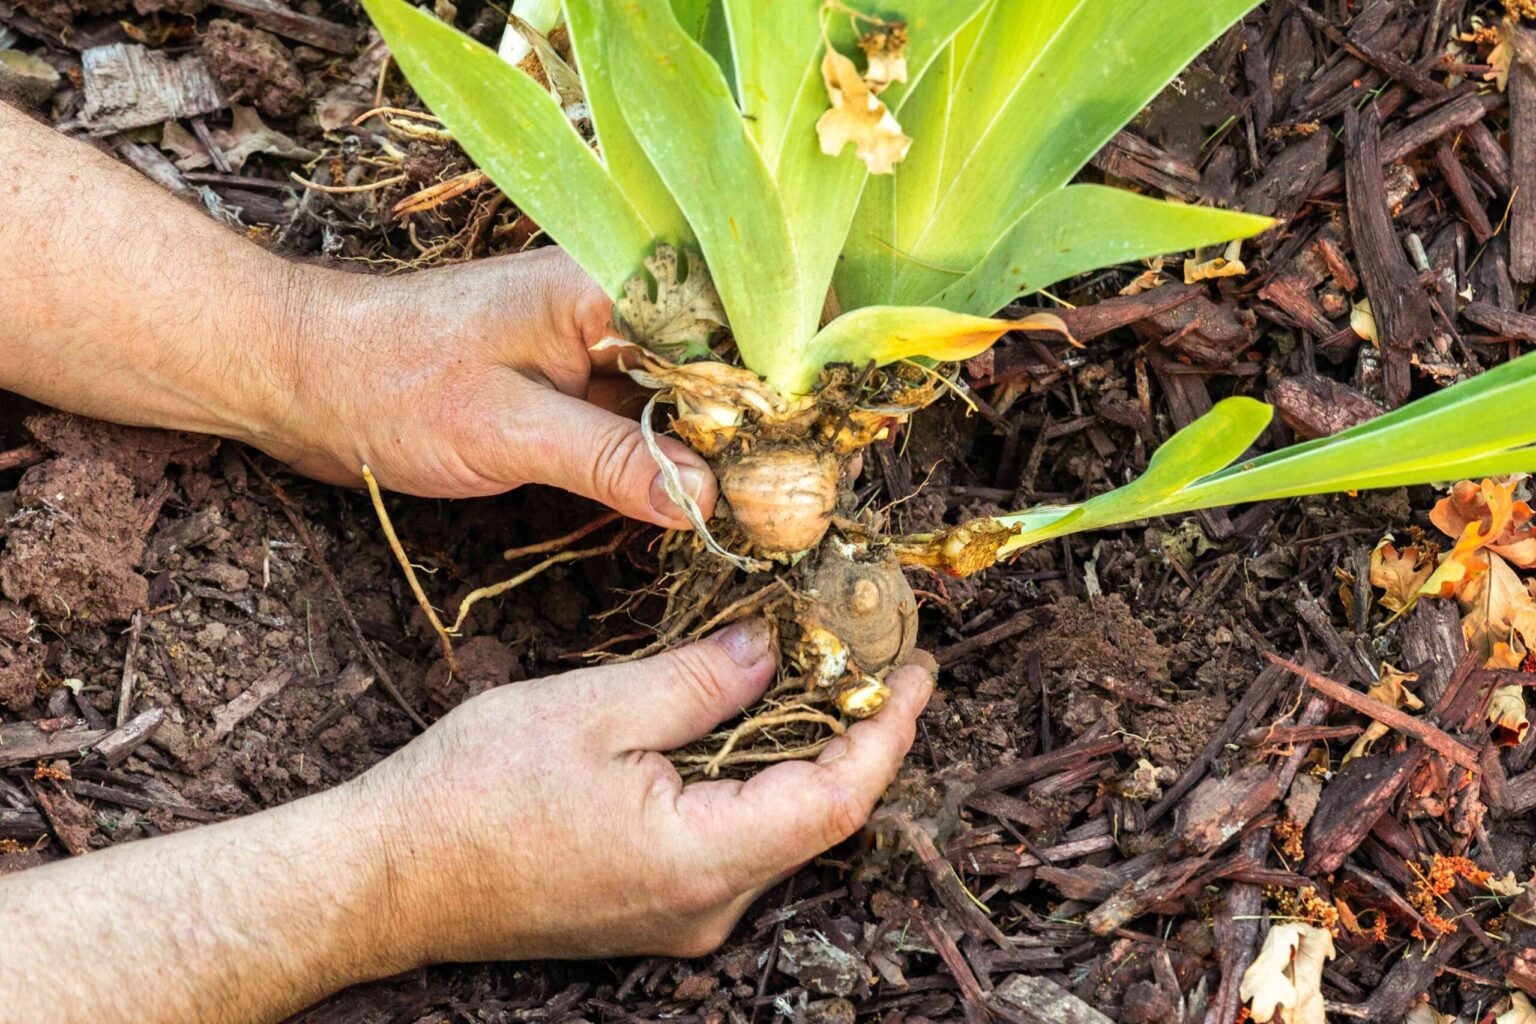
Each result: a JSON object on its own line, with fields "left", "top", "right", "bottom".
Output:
{"left": 613, "top": 245, "right": 727, "bottom": 360}
{"left": 1341, "top": 664, "right": 1423, "bottom": 764}
{"left": 1239, "top": 922, "right": 1335, "bottom": 1024}
{"left": 1420, "top": 485, "right": 1515, "bottom": 599}
{"left": 1488, "top": 680, "right": 1530, "bottom": 747}
{"left": 1404, "top": 1005, "right": 1457, "bottom": 1024}
{"left": 216, "top": 105, "right": 317, "bottom": 171}
{"left": 1350, "top": 298, "right": 1380, "bottom": 347}
{"left": 1431, "top": 478, "right": 1536, "bottom": 568}
{"left": 1498, "top": 992, "right": 1536, "bottom": 1024}
{"left": 1457, "top": 551, "right": 1536, "bottom": 659}
{"left": 1487, "top": 871, "right": 1527, "bottom": 898}
{"left": 1370, "top": 535, "right": 1435, "bottom": 612}
{"left": 816, "top": 45, "right": 911, "bottom": 175}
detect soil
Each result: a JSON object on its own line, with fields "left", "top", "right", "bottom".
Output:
{"left": 3, "top": 0, "right": 1536, "bottom": 1022}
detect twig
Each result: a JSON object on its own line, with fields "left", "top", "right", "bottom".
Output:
{"left": 240, "top": 451, "right": 430, "bottom": 731}
{"left": 0, "top": 443, "right": 46, "bottom": 473}
{"left": 1264, "top": 653, "right": 1479, "bottom": 771}
{"left": 503, "top": 511, "right": 622, "bottom": 560}
{"left": 361, "top": 465, "right": 460, "bottom": 678}
{"left": 115, "top": 610, "right": 143, "bottom": 728}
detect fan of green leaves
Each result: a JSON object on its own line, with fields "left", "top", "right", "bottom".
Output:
{"left": 360, "top": 0, "right": 1271, "bottom": 396}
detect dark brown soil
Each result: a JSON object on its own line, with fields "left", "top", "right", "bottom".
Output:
{"left": 3, "top": 0, "right": 1536, "bottom": 1022}
{"left": 202, "top": 19, "right": 308, "bottom": 119}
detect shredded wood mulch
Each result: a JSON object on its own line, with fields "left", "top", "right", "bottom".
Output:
{"left": 3, "top": 1, "right": 1536, "bottom": 1022}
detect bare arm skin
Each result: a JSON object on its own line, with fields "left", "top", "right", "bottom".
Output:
{"left": 0, "top": 622, "right": 937, "bottom": 1023}
{"left": 0, "top": 101, "right": 715, "bottom": 526}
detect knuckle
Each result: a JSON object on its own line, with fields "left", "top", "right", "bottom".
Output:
{"left": 589, "top": 422, "right": 647, "bottom": 504}
{"left": 821, "top": 782, "right": 870, "bottom": 845}
{"left": 667, "top": 646, "right": 733, "bottom": 716}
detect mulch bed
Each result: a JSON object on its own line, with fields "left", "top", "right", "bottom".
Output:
{"left": 2, "top": 0, "right": 1535, "bottom": 1021}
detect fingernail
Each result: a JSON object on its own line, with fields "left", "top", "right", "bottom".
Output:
{"left": 648, "top": 466, "right": 709, "bottom": 521}
{"left": 713, "top": 617, "right": 772, "bottom": 667}
{"left": 819, "top": 737, "right": 850, "bottom": 763}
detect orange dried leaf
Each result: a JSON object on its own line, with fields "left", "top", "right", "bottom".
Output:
{"left": 1459, "top": 552, "right": 1536, "bottom": 659}
{"left": 1430, "top": 478, "right": 1536, "bottom": 568}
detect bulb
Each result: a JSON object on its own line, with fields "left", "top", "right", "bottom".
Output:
{"left": 719, "top": 448, "right": 840, "bottom": 554}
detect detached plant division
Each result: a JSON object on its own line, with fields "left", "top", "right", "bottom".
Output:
{"left": 362, "top": 0, "right": 1536, "bottom": 754}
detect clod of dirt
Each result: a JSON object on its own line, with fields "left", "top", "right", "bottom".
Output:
{"left": 0, "top": 642, "right": 43, "bottom": 712}
{"left": 25, "top": 412, "right": 218, "bottom": 489}
{"left": 201, "top": 20, "right": 307, "bottom": 119}
{"left": 423, "top": 635, "right": 521, "bottom": 712}
{"left": 0, "top": 602, "right": 35, "bottom": 644}
{"left": 1016, "top": 595, "right": 1172, "bottom": 688}
{"left": 14, "top": 0, "right": 119, "bottom": 31}
{"left": 0, "top": 457, "right": 154, "bottom": 625}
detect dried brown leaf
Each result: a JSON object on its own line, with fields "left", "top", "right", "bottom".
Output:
{"left": 1341, "top": 664, "right": 1423, "bottom": 765}
{"left": 1240, "top": 922, "right": 1335, "bottom": 1024}
{"left": 816, "top": 45, "right": 910, "bottom": 175}
{"left": 1370, "top": 535, "right": 1435, "bottom": 612}
{"left": 614, "top": 245, "right": 727, "bottom": 360}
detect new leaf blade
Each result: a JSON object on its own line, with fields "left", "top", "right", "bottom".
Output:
{"left": 990, "top": 351, "right": 1536, "bottom": 557}
{"left": 927, "top": 185, "right": 1275, "bottom": 316}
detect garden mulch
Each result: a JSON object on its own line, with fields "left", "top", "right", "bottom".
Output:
{"left": 1, "top": 1, "right": 1535, "bottom": 1021}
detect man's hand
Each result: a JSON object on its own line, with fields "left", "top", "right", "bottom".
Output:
{"left": 0, "top": 622, "right": 936, "bottom": 1023}
{"left": 261, "top": 247, "right": 716, "bottom": 528}
{"left": 0, "top": 103, "right": 714, "bottom": 528}
{"left": 363, "top": 618, "right": 934, "bottom": 963}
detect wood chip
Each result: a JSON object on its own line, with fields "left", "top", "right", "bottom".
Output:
{"left": 209, "top": 0, "right": 355, "bottom": 53}
{"left": 990, "top": 973, "right": 1113, "bottom": 1024}
{"left": 1266, "top": 653, "right": 1480, "bottom": 771}
{"left": 78, "top": 43, "right": 226, "bottom": 135}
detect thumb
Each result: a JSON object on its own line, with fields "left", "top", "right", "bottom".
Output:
{"left": 591, "top": 617, "right": 779, "bottom": 751}
{"left": 503, "top": 387, "right": 717, "bottom": 530}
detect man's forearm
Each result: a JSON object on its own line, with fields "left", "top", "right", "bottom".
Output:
{"left": 0, "top": 102, "right": 327, "bottom": 448}
{"left": 0, "top": 780, "right": 402, "bottom": 1024}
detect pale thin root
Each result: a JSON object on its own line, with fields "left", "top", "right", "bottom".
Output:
{"left": 362, "top": 466, "right": 460, "bottom": 678}
{"left": 683, "top": 708, "right": 845, "bottom": 778}
{"left": 503, "top": 511, "right": 622, "bottom": 560}
{"left": 352, "top": 105, "right": 443, "bottom": 126}
{"left": 640, "top": 393, "right": 768, "bottom": 574}
{"left": 451, "top": 535, "right": 626, "bottom": 635}
{"left": 610, "top": 567, "right": 739, "bottom": 663}
{"left": 290, "top": 172, "right": 408, "bottom": 194}
{"left": 679, "top": 736, "right": 840, "bottom": 777}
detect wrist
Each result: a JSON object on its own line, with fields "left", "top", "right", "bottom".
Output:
{"left": 230, "top": 258, "right": 363, "bottom": 473}
{"left": 280, "top": 778, "right": 422, "bottom": 983}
